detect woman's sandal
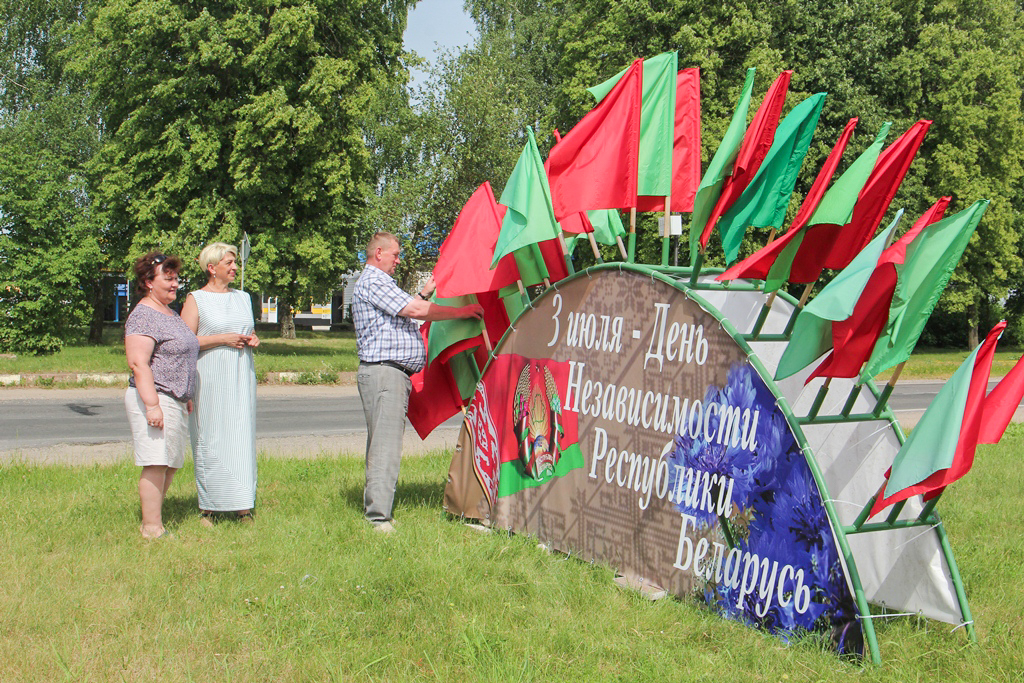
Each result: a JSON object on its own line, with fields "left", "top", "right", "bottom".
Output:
{"left": 237, "top": 510, "right": 254, "bottom": 523}
{"left": 199, "top": 510, "right": 215, "bottom": 528}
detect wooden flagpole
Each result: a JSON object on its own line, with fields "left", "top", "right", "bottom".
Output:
{"left": 873, "top": 360, "right": 906, "bottom": 416}
{"left": 615, "top": 235, "right": 629, "bottom": 260}
{"left": 587, "top": 232, "right": 603, "bottom": 261}
{"left": 627, "top": 207, "right": 637, "bottom": 263}
{"left": 471, "top": 293, "right": 493, "bottom": 354}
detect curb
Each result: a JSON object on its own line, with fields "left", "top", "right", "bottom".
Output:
{"left": 0, "top": 371, "right": 358, "bottom": 387}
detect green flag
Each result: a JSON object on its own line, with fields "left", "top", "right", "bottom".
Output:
{"left": 775, "top": 213, "right": 901, "bottom": 380}
{"left": 862, "top": 200, "right": 990, "bottom": 379}
{"left": 718, "top": 93, "right": 826, "bottom": 263}
{"left": 511, "top": 242, "right": 551, "bottom": 286}
{"left": 492, "top": 128, "right": 560, "bottom": 268}
{"left": 883, "top": 341, "right": 978, "bottom": 496}
{"left": 426, "top": 295, "right": 484, "bottom": 364}
{"left": 761, "top": 122, "right": 892, "bottom": 291}
{"left": 588, "top": 52, "right": 677, "bottom": 197}
{"left": 447, "top": 348, "right": 482, "bottom": 401}
{"left": 587, "top": 209, "right": 626, "bottom": 246}
{"left": 690, "top": 68, "right": 756, "bottom": 261}
{"left": 807, "top": 123, "right": 891, "bottom": 227}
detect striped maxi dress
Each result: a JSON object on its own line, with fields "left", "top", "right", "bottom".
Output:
{"left": 188, "top": 289, "right": 258, "bottom": 511}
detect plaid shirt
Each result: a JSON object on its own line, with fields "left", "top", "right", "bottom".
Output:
{"left": 351, "top": 265, "right": 426, "bottom": 372}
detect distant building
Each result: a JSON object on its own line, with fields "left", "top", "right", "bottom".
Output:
{"left": 259, "top": 271, "right": 430, "bottom": 329}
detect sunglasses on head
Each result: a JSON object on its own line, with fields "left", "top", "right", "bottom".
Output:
{"left": 150, "top": 254, "right": 168, "bottom": 266}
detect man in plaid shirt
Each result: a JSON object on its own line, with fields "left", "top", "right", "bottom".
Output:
{"left": 352, "top": 232, "right": 483, "bottom": 533}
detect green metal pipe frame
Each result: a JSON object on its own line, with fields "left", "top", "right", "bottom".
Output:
{"left": 471, "top": 260, "right": 975, "bottom": 662}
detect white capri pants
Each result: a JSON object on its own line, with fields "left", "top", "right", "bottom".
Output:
{"left": 125, "top": 388, "right": 189, "bottom": 469}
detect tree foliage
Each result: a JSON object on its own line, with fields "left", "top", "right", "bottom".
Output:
{"left": 68, "top": 0, "right": 413, "bottom": 337}
{"left": 0, "top": 0, "right": 103, "bottom": 353}
{"left": 362, "top": 32, "right": 547, "bottom": 288}
{"left": 450, "top": 0, "right": 1024, "bottom": 345}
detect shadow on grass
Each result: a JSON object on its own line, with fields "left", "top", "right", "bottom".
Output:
{"left": 338, "top": 479, "right": 446, "bottom": 515}
{"left": 164, "top": 493, "right": 201, "bottom": 526}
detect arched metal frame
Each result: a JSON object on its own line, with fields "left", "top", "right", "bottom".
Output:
{"left": 472, "top": 260, "right": 975, "bottom": 665}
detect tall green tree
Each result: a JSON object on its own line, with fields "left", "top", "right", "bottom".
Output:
{"left": 362, "top": 32, "right": 547, "bottom": 287}
{"left": 896, "top": 0, "right": 1024, "bottom": 347}
{"left": 0, "top": 0, "right": 103, "bottom": 354}
{"left": 71, "top": 0, "right": 413, "bottom": 337}
{"left": 461, "top": 0, "right": 1024, "bottom": 344}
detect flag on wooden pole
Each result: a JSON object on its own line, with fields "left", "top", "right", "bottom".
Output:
{"left": 697, "top": 70, "right": 792, "bottom": 252}
{"left": 868, "top": 321, "right": 1005, "bottom": 517}
{"left": 547, "top": 60, "right": 643, "bottom": 221}
{"left": 689, "top": 68, "right": 757, "bottom": 261}
{"left": 716, "top": 92, "right": 826, "bottom": 263}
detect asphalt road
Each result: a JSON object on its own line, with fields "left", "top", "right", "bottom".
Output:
{"left": 0, "top": 380, "right": 956, "bottom": 453}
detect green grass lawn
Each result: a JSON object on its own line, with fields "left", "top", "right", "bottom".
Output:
{"left": 1, "top": 429, "right": 1022, "bottom": 681}
{"left": 0, "top": 327, "right": 359, "bottom": 380}
{"left": 2, "top": 326, "right": 1021, "bottom": 385}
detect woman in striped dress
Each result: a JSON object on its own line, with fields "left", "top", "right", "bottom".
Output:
{"left": 181, "top": 242, "right": 260, "bottom": 523}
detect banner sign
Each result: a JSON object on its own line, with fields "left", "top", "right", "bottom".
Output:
{"left": 446, "top": 270, "right": 856, "bottom": 638}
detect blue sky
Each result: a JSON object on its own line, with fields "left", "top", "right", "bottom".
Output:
{"left": 403, "top": 0, "right": 478, "bottom": 84}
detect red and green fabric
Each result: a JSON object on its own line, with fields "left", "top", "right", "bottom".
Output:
{"left": 426, "top": 295, "right": 485, "bottom": 365}
{"left": 408, "top": 322, "right": 469, "bottom": 439}
{"left": 566, "top": 209, "right": 626, "bottom": 255}
{"left": 588, "top": 52, "right": 677, "bottom": 199}
{"left": 978, "top": 350, "right": 1024, "bottom": 444}
{"left": 697, "top": 70, "right": 792, "bottom": 252}
{"left": 792, "top": 120, "right": 930, "bottom": 282}
{"left": 804, "top": 198, "right": 950, "bottom": 380}
{"left": 689, "top": 68, "right": 756, "bottom": 261}
{"left": 493, "top": 128, "right": 561, "bottom": 267}
{"left": 411, "top": 289, "right": 514, "bottom": 439}
{"left": 516, "top": 238, "right": 569, "bottom": 287}
{"left": 717, "top": 92, "right": 825, "bottom": 264}
{"left": 466, "top": 353, "right": 583, "bottom": 500}
{"left": 776, "top": 122, "right": 891, "bottom": 284}
{"left": 588, "top": 209, "right": 626, "bottom": 246}
{"left": 869, "top": 321, "right": 1005, "bottom": 518}
{"left": 559, "top": 211, "right": 592, "bottom": 235}
{"left": 635, "top": 67, "right": 702, "bottom": 213}
{"left": 434, "top": 182, "right": 520, "bottom": 298}
{"left": 715, "top": 117, "right": 859, "bottom": 290}
{"left": 775, "top": 213, "right": 901, "bottom": 381}
{"left": 862, "top": 199, "right": 989, "bottom": 379}
{"left": 547, "top": 59, "right": 642, "bottom": 221}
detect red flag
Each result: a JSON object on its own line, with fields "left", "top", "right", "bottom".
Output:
{"left": 978, "top": 353, "right": 1024, "bottom": 444}
{"left": 717, "top": 117, "right": 859, "bottom": 283}
{"left": 547, "top": 59, "right": 642, "bottom": 221}
{"left": 410, "top": 289, "right": 513, "bottom": 439}
{"left": 549, "top": 128, "right": 594, "bottom": 236}
{"left": 408, "top": 323, "right": 468, "bottom": 440}
{"left": 477, "top": 288, "right": 512, "bottom": 351}
{"left": 635, "top": 68, "right": 701, "bottom": 213}
{"left": 806, "top": 197, "right": 951, "bottom": 380}
{"left": 559, "top": 211, "right": 594, "bottom": 234}
{"left": 788, "top": 118, "right": 859, "bottom": 236}
{"left": 869, "top": 321, "right": 1005, "bottom": 517}
{"left": 700, "top": 70, "right": 791, "bottom": 248}
{"left": 794, "top": 120, "right": 931, "bottom": 279}
{"left": 434, "top": 182, "right": 520, "bottom": 298}
{"left": 536, "top": 238, "right": 569, "bottom": 282}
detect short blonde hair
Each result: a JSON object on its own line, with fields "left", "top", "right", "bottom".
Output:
{"left": 198, "top": 242, "right": 239, "bottom": 279}
{"left": 365, "top": 232, "right": 399, "bottom": 257}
